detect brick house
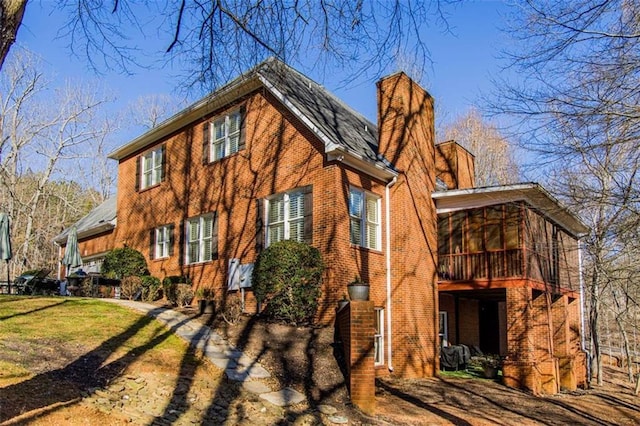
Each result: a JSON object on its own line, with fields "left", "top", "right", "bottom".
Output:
{"left": 56, "top": 58, "right": 588, "bottom": 395}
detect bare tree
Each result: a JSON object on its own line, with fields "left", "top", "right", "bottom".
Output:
{"left": 491, "top": 0, "right": 640, "bottom": 386}
{"left": 0, "top": 52, "right": 113, "bottom": 275}
{"left": 127, "top": 94, "right": 187, "bottom": 130}
{"left": 1, "top": 1, "right": 458, "bottom": 90}
{"left": 441, "top": 108, "right": 520, "bottom": 186}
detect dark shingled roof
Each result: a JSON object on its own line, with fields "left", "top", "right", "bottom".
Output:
{"left": 255, "top": 58, "right": 381, "bottom": 163}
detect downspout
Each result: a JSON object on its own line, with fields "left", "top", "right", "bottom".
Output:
{"left": 385, "top": 176, "right": 397, "bottom": 372}
{"left": 578, "top": 238, "right": 591, "bottom": 383}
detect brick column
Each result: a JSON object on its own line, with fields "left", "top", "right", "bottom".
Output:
{"left": 503, "top": 287, "right": 562, "bottom": 395}
{"left": 335, "top": 301, "right": 376, "bottom": 415}
{"left": 503, "top": 287, "right": 537, "bottom": 392}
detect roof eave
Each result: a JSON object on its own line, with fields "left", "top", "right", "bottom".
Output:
{"left": 327, "top": 147, "right": 397, "bottom": 182}
{"left": 108, "top": 77, "right": 263, "bottom": 161}
{"left": 53, "top": 222, "right": 116, "bottom": 245}
{"left": 432, "top": 183, "right": 589, "bottom": 238}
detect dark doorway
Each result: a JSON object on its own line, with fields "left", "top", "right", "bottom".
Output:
{"left": 479, "top": 301, "right": 500, "bottom": 354}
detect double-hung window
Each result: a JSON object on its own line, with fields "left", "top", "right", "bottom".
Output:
{"left": 185, "top": 214, "right": 216, "bottom": 264}
{"left": 349, "top": 188, "right": 381, "bottom": 250}
{"left": 439, "top": 311, "right": 449, "bottom": 348}
{"left": 154, "top": 225, "right": 172, "bottom": 259}
{"left": 266, "top": 190, "right": 306, "bottom": 246}
{"left": 211, "top": 110, "right": 242, "bottom": 161}
{"left": 374, "top": 307, "right": 385, "bottom": 366}
{"left": 140, "top": 146, "right": 164, "bottom": 190}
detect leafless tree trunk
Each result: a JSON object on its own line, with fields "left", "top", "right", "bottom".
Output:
{"left": 0, "top": 0, "right": 27, "bottom": 71}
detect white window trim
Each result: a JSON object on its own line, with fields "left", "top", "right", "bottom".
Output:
{"left": 210, "top": 110, "right": 242, "bottom": 162}
{"left": 185, "top": 214, "right": 214, "bottom": 265}
{"left": 265, "top": 190, "right": 305, "bottom": 246}
{"left": 349, "top": 187, "right": 381, "bottom": 250}
{"left": 155, "top": 225, "right": 171, "bottom": 259}
{"left": 141, "top": 147, "right": 163, "bottom": 189}
{"left": 374, "top": 307, "right": 385, "bottom": 366}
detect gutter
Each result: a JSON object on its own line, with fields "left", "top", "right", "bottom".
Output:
{"left": 385, "top": 176, "right": 397, "bottom": 372}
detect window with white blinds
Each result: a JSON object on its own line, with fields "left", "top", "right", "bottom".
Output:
{"left": 266, "top": 190, "right": 306, "bottom": 246}
{"left": 141, "top": 146, "right": 164, "bottom": 189}
{"left": 349, "top": 187, "right": 381, "bottom": 250}
{"left": 186, "top": 214, "right": 214, "bottom": 264}
{"left": 211, "top": 110, "right": 242, "bottom": 161}
{"left": 155, "top": 225, "right": 171, "bottom": 259}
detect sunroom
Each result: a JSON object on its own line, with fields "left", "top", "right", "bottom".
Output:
{"left": 432, "top": 183, "right": 589, "bottom": 394}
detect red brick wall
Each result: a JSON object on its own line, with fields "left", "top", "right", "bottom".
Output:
{"left": 104, "top": 71, "right": 443, "bottom": 381}
{"left": 458, "top": 298, "right": 480, "bottom": 347}
{"left": 77, "top": 230, "right": 116, "bottom": 261}
{"left": 377, "top": 72, "right": 438, "bottom": 378}
{"left": 113, "top": 89, "right": 393, "bottom": 325}
{"left": 435, "top": 140, "right": 476, "bottom": 189}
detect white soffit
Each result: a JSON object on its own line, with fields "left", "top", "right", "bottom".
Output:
{"left": 432, "top": 183, "right": 589, "bottom": 237}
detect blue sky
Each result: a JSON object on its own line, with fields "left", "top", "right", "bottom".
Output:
{"left": 15, "top": 1, "right": 514, "bottom": 143}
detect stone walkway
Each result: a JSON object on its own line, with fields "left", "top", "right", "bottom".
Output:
{"left": 105, "top": 299, "right": 307, "bottom": 408}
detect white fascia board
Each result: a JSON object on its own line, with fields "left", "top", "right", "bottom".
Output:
{"left": 327, "top": 148, "right": 397, "bottom": 182}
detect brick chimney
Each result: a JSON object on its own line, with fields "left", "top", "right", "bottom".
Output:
{"left": 376, "top": 72, "right": 435, "bottom": 173}
{"left": 435, "top": 140, "right": 476, "bottom": 189}
{"left": 375, "top": 72, "right": 439, "bottom": 378}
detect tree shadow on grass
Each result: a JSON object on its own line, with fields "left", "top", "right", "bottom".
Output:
{"left": 0, "top": 305, "right": 192, "bottom": 423}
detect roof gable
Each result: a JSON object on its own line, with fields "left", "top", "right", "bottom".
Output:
{"left": 108, "top": 58, "right": 395, "bottom": 179}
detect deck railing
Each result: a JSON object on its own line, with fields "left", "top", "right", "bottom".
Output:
{"left": 438, "top": 249, "right": 524, "bottom": 281}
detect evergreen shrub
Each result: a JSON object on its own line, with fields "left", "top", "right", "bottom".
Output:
{"left": 252, "top": 240, "right": 324, "bottom": 325}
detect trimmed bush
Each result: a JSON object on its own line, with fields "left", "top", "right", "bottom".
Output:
{"left": 121, "top": 276, "right": 143, "bottom": 300}
{"left": 101, "top": 247, "right": 148, "bottom": 279}
{"left": 140, "top": 275, "right": 162, "bottom": 302}
{"left": 252, "top": 240, "right": 324, "bottom": 325}
{"left": 162, "top": 276, "right": 193, "bottom": 307}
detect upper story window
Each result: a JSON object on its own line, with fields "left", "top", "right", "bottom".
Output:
{"left": 152, "top": 224, "right": 173, "bottom": 260}
{"left": 349, "top": 187, "right": 381, "bottom": 250}
{"left": 266, "top": 188, "right": 311, "bottom": 246}
{"left": 203, "top": 108, "right": 245, "bottom": 164}
{"left": 138, "top": 146, "right": 165, "bottom": 190}
{"left": 185, "top": 213, "right": 217, "bottom": 264}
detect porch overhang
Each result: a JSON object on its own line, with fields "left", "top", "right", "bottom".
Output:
{"left": 432, "top": 183, "right": 589, "bottom": 238}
